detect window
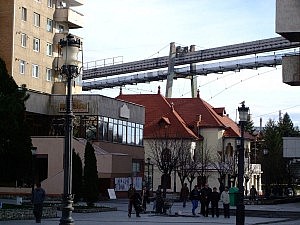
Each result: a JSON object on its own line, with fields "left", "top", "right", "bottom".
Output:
{"left": 46, "top": 18, "right": 53, "bottom": 32}
{"left": 21, "top": 7, "right": 27, "bottom": 21}
{"left": 47, "top": 0, "right": 54, "bottom": 8}
{"left": 46, "top": 68, "right": 52, "bottom": 81}
{"left": 33, "top": 13, "right": 40, "bottom": 27}
{"left": 32, "top": 64, "right": 39, "bottom": 78}
{"left": 46, "top": 42, "right": 53, "bottom": 56}
{"left": 58, "top": 25, "right": 64, "bottom": 33}
{"left": 122, "top": 121, "right": 127, "bottom": 143}
{"left": 19, "top": 60, "right": 25, "bottom": 74}
{"left": 33, "top": 38, "right": 40, "bottom": 52}
{"left": 132, "top": 162, "right": 141, "bottom": 173}
{"left": 21, "top": 33, "right": 27, "bottom": 47}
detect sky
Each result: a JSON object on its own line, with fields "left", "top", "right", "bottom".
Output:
{"left": 75, "top": 0, "right": 300, "bottom": 128}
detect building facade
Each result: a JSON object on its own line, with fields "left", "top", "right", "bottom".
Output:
{"left": 0, "top": 0, "right": 83, "bottom": 94}
{"left": 117, "top": 88, "right": 260, "bottom": 195}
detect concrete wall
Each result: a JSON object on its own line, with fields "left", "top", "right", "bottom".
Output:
{"left": 282, "top": 55, "right": 300, "bottom": 86}
{"left": 276, "top": 0, "right": 300, "bottom": 42}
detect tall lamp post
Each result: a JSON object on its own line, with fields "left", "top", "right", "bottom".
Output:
{"left": 59, "top": 34, "right": 81, "bottom": 225}
{"left": 236, "top": 101, "right": 249, "bottom": 225}
{"left": 147, "top": 158, "right": 150, "bottom": 189}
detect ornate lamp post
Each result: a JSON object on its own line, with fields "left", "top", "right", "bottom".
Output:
{"left": 236, "top": 101, "right": 249, "bottom": 225}
{"left": 147, "top": 157, "right": 150, "bottom": 189}
{"left": 59, "top": 34, "right": 81, "bottom": 225}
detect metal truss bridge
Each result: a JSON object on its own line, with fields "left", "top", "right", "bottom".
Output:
{"left": 82, "top": 36, "right": 300, "bottom": 97}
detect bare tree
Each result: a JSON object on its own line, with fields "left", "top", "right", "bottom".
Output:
{"left": 176, "top": 141, "right": 197, "bottom": 188}
{"left": 210, "top": 142, "right": 237, "bottom": 189}
{"left": 196, "top": 141, "right": 213, "bottom": 187}
{"left": 148, "top": 128, "right": 197, "bottom": 196}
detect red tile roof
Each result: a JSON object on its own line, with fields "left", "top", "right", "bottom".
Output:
{"left": 117, "top": 92, "right": 253, "bottom": 140}
{"left": 117, "top": 93, "right": 199, "bottom": 140}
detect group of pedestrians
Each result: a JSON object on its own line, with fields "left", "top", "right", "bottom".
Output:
{"left": 127, "top": 184, "right": 150, "bottom": 218}
{"left": 180, "top": 183, "right": 231, "bottom": 218}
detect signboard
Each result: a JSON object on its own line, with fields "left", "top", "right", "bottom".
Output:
{"left": 59, "top": 99, "right": 89, "bottom": 113}
{"left": 107, "top": 189, "right": 117, "bottom": 199}
{"left": 114, "top": 177, "right": 143, "bottom": 191}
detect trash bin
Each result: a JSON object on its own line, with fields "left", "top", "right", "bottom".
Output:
{"left": 229, "top": 187, "right": 239, "bottom": 206}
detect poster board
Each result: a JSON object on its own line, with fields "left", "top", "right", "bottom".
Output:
{"left": 107, "top": 189, "right": 117, "bottom": 199}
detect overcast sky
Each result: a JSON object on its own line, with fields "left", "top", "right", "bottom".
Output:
{"left": 76, "top": 0, "right": 300, "bottom": 128}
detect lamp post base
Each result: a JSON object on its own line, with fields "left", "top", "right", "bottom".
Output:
{"left": 236, "top": 197, "right": 245, "bottom": 225}
{"left": 59, "top": 194, "right": 74, "bottom": 225}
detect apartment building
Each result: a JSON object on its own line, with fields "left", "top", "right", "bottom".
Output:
{"left": 0, "top": 1, "right": 146, "bottom": 198}
{"left": 0, "top": 0, "right": 83, "bottom": 94}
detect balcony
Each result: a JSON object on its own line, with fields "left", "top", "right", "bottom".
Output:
{"left": 54, "top": 8, "right": 84, "bottom": 29}
{"left": 276, "top": 0, "right": 300, "bottom": 42}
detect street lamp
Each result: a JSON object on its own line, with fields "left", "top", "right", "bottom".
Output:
{"left": 147, "top": 157, "right": 150, "bottom": 189}
{"left": 59, "top": 34, "right": 81, "bottom": 225}
{"left": 236, "top": 101, "right": 249, "bottom": 225}
{"left": 31, "top": 146, "right": 37, "bottom": 198}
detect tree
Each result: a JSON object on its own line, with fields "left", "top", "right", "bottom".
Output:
{"left": 176, "top": 141, "right": 198, "bottom": 190}
{"left": 263, "top": 119, "right": 286, "bottom": 187}
{"left": 262, "top": 113, "right": 300, "bottom": 191}
{"left": 83, "top": 142, "right": 99, "bottom": 206}
{"left": 72, "top": 149, "right": 83, "bottom": 202}
{"left": 245, "top": 119, "right": 255, "bottom": 134}
{"left": 278, "top": 113, "right": 300, "bottom": 137}
{"left": 0, "top": 58, "right": 32, "bottom": 186}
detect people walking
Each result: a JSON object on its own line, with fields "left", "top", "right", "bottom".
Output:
{"left": 250, "top": 185, "right": 257, "bottom": 204}
{"left": 141, "top": 186, "right": 150, "bottom": 212}
{"left": 210, "top": 187, "right": 220, "bottom": 217}
{"left": 200, "top": 183, "right": 212, "bottom": 217}
{"left": 32, "top": 182, "right": 46, "bottom": 223}
{"left": 128, "top": 184, "right": 140, "bottom": 217}
{"left": 155, "top": 185, "right": 163, "bottom": 214}
{"left": 180, "top": 183, "right": 189, "bottom": 208}
{"left": 220, "top": 186, "right": 230, "bottom": 218}
{"left": 190, "top": 185, "right": 200, "bottom": 216}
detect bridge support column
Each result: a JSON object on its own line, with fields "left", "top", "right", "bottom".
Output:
{"left": 165, "top": 42, "right": 176, "bottom": 98}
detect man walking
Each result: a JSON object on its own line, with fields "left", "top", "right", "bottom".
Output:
{"left": 180, "top": 183, "right": 189, "bottom": 208}
{"left": 210, "top": 187, "right": 220, "bottom": 217}
{"left": 190, "top": 185, "right": 200, "bottom": 216}
{"left": 220, "top": 186, "right": 230, "bottom": 218}
{"left": 32, "top": 182, "right": 46, "bottom": 223}
{"left": 200, "top": 183, "right": 212, "bottom": 217}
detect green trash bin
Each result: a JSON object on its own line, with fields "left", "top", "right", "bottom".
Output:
{"left": 229, "top": 187, "right": 239, "bottom": 206}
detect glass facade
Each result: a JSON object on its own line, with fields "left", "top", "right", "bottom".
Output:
{"left": 73, "top": 115, "right": 143, "bottom": 146}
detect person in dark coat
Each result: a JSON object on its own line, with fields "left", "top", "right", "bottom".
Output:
{"left": 210, "top": 187, "right": 220, "bottom": 217}
{"left": 155, "top": 185, "right": 163, "bottom": 214}
{"left": 250, "top": 185, "right": 257, "bottom": 204}
{"left": 141, "top": 186, "right": 150, "bottom": 212}
{"left": 190, "top": 185, "right": 200, "bottom": 216}
{"left": 32, "top": 182, "right": 46, "bottom": 223}
{"left": 128, "top": 184, "right": 142, "bottom": 217}
{"left": 180, "top": 183, "right": 189, "bottom": 208}
{"left": 200, "top": 183, "right": 212, "bottom": 217}
{"left": 133, "top": 191, "right": 142, "bottom": 217}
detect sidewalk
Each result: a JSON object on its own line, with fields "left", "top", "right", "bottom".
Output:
{"left": 1, "top": 199, "right": 300, "bottom": 225}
